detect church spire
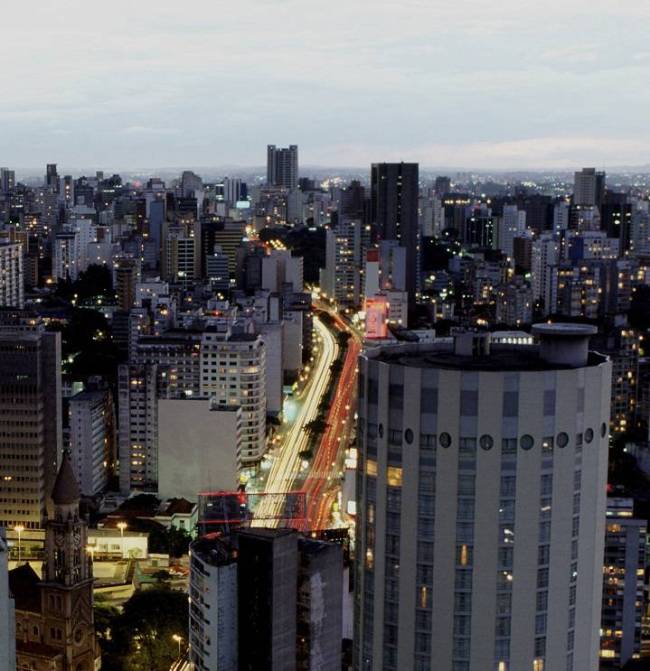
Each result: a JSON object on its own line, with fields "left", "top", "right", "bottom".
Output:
{"left": 51, "top": 450, "right": 80, "bottom": 506}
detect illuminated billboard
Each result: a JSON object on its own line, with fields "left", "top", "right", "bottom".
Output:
{"left": 365, "top": 295, "right": 388, "bottom": 339}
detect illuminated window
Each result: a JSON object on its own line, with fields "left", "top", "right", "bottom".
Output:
{"left": 366, "top": 460, "right": 377, "bottom": 477}
{"left": 387, "top": 467, "right": 403, "bottom": 487}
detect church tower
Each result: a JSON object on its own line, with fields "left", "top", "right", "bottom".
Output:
{"left": 40, "top": 451, "right": 99, "bottom": 671}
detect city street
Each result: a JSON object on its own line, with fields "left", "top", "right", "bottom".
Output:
{"left": 253, "top": 315, "right": 338, "bottom": 525}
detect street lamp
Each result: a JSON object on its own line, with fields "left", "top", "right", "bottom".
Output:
{"left": 172, "top": 634, "right": 183, "bottom": 657}
{"left": 14, "top": 525, "right": 24, "bottom": 563}
{"left": 117, "top": 522, "right": 127, "bottom": 559}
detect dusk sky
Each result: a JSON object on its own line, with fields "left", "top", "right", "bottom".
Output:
{"left": 3, "top": 0, "right": 650, "bottom": 172}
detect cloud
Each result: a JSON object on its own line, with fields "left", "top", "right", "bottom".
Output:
{"left": 120, "top": 126, "right": 180, "bottom": 136}
{"left": 1, "top": 0, "right": 650, "bottom": 168}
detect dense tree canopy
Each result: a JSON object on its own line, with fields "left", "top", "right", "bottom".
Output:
{"left": 98, "top": 589, "right": 188, "bottom": 671}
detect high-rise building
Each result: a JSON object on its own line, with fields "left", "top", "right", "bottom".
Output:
{"left": 68, "top": 388, "right": 116, "bottom": 497}
{"left": 53, "top": 231, "right": 80, "bottom": 282}
{"left": 189, "top": 535, "right": 238, "bottom": 671}
{"left": 574, "top": 168, "right": 606, "bottom": 209}
{"left": 117, "top": 364, "right": 160, "bottom": 493}
{"left": 0, "top": 529, "right": 16, "bottom": 671}
{"left": 189, "top": 530, "right": 343, "bottom": 671}
{"left": 45, "top": 163, "right": 59, "bottom": 193}
{"left": 161, "top": 217, "right": 201, "bottom": 285}
{"left": 321, "top": 221, "right": 371, "bottom": 308}
{"left": 267, "top": 145, "right": 299, "bottom": 190}
{"left": 297, "top": 537, "right": 343, "bottom": 671}
{"left": 10, "top": 453, "right": 100, "bottom": 670}
{"left": 206, "top": 245, "right": 231, "bottom": 295}
{"left": 600, "top": 497, "right": 646, "bottom": 667}
{"left": 0, "top": 329, "right": 61, "bottom": 529}
{"left": 200, "top": 328, "right": 267, "bottom": 464}
{"left": 354, "top": 325, "right": 611, "bottom": 671}
{"left": 113, "top": 256, "right": 140, "bottom": 310}
{"left": 0, "top": 242, "right": 24, "bottom": 308}
{"left": 371, "top": 162, "right": 419, "bottom": 302}
{"left": 238, "top": 528, "right": 298, "bottom": 670}
{"left": 434, "top": 176, "right": 451, "bottom": 197}
{"left": 531, "top": 234, "right": 559, "bottom": 314}
{"left": 0, "top": 168, "right": 15, "bottom": 194}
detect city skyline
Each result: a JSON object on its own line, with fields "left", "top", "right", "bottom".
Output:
{"left": 3, "top": 0, "right": 650, "bottom": 170}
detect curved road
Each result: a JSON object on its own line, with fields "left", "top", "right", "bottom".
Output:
{"left": 253, "top": 316, "right": 338, "bottom": 526}
{"left": 304, "top": 307, "right": 362, "bottom": 530}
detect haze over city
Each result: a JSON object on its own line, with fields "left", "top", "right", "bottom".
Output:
{"left": 3, "top": 0, "right": 650, "bottom": 170}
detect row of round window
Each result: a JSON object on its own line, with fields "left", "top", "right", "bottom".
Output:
{"left": 400, "top": 423, "right": 607, "bottom": 449}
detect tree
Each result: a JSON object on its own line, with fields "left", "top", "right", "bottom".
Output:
{"left": 304, "top": 418, "right": 328, "bottom": 436}
{"left": 104, "top": 589, "right": 189, "bottom": 671}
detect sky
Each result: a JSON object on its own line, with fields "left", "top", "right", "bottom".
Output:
{"left": 2, "top": 0, "right": 650, "bottom": 172}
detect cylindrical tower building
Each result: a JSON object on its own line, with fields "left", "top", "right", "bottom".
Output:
{"left": 354, "top": 325, "right": 611, "bottom": 671}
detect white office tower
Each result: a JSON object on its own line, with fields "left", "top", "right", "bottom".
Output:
{"left": 118, "top": 364, "right": 159, "bottom": 493}
{"left": 0, "top": 242, "right": 24, "bottom": 308}
{"left": 200, "top": 328, "right": 267, "bottom": 464}
{"left": 354, "top": 325, "right": 611, "bottom": 671}
{"left": 321, "top": 221, "right": 370, "bottom": 307}
{"left": 497, "top": 206, "right": 526, "bottom": 258}
{"left": 0, "top": 530, "right": 15, "bottom": 671}
{"left": 531, "top": 234, "right": 559, "bottom": 314}
{"left": 68, "top": 389, "right": 114, "bottom": 497}
{"left": 189, "top": 535, "right": 238, "bottom": 671}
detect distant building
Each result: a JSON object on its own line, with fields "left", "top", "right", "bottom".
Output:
{"left": 0, "top": 329, "right": 61, "bottom": 529}
{"left": 267, "top": 145, "right": 299, "bottom": 190}
{"left": 206, "top": 245, "right": 230, "bottom": 295}
{"left": 600, "top": 498, "right": 646, "bottom": 667}
{"left": 0, "top": 242, "right": 24, "bottom": 308}
{"left": 68, "top": 388, "right": 116, "bottom": 497}
{"left": 371, "top": 163, "right": 419, "bottom": 302}
{"left": 574, "top": 168, "right": 605, "bottom": 208}
{"left": 113, "top": 256, "right": 140, "bottom": 310}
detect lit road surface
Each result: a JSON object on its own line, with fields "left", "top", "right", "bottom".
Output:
{"left": 253, "top": 316, "right": 338, "bottom": 525}
{"left": 305, "top": 307, "right": 362, "bottom": 530}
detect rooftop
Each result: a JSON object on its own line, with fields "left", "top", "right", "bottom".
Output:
{"left": 191, "top": 534, "right": 236, "bottom": 566}
{"left": 368, "top": 342, "right": 608, "bottom": 372}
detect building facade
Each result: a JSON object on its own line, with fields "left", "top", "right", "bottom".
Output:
{"left": 354, "top": 326, "right": 612, "bottom": 671}
{"left": 0, "top": 330, "right": 62, "bottom": 529}
{"left": 0, "top": 242, "right": 24, "bottom": 308}
{"left": 600, "top": 498, "right": 646, "bottom": 667}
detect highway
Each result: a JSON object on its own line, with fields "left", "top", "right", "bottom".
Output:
{"left": 253, "top": 315, "right": 338, "bottom": 526}
{"left": 304, "top": 307, "right": 362, "bottom": 530}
